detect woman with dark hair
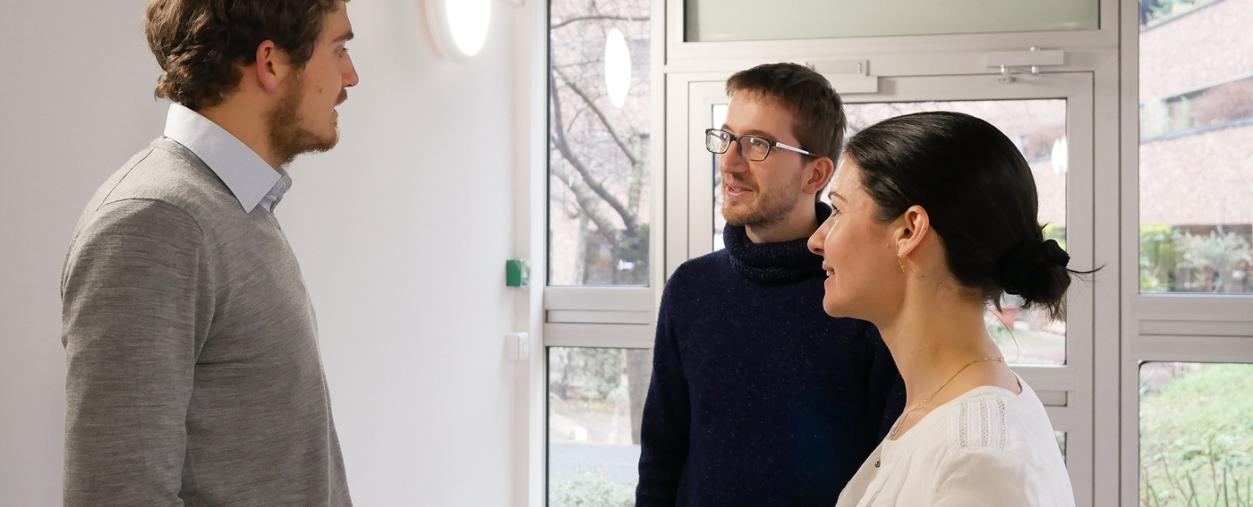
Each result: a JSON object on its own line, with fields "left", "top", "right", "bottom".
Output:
{"left": 809, "top": 111, "right": 1077, "bottom": 506}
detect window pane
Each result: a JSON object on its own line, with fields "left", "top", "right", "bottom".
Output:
{"left": 548, "top": 347, "right": 653, "bottom": 506}
{"left": 549, "top": 0, "right": 652, "bottom": 286}
{"left": 685, "top": 0, "right": 1098, "bottom": 42}
{"left": 848, "top": 100, "right": 1069, "bottom": 365}
{"left": 1139, "top": 0, "right": 1253, "bottom": 294}
{"left": 1139, "top": 362, "right": 1253, "bottom": 506}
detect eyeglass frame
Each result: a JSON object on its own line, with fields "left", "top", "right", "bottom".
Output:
{"left": 704, "top": 128, "right": 814, "bottom": 162}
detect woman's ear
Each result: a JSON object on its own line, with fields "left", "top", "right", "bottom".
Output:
{"left": 895, "top": 204, "right": 931, "bottom": 259}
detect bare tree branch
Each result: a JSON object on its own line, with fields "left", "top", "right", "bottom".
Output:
{"left": 555, "top": 60, "right": 604, "bottom": 70}
{"left": 549, "top": 75, "right": 640, "bottom": 235}
{"left": 567, "top": 99, "right": 593, "bottom": 130}
{"left": 552, "top": 66, "right": 639, "bottom": 167}
{"left": 551, "top": 15, "right": 649, "bottom": 30}
{"left": 550, "top": 152, "right": 621, "bottom": 242}
{"left": 627, "top": 134, "right": 644, "bottom": 215}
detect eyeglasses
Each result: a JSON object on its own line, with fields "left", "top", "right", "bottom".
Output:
{"left": 705, "top": 128, "right": 813, "bottom": 162}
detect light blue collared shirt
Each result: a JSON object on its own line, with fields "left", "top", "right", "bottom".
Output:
{"left": 162, "top": 103, "right": 292, "bottom": 213}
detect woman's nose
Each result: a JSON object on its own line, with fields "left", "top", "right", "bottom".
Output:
{"left": 807, "top": 219, "right": 829, "bottom": 255}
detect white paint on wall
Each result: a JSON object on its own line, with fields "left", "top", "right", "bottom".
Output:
{"left": 0, "top": 1, "right": 522, "bottom": 505}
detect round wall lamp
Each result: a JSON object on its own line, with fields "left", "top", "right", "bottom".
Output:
{"left": 425, "top": 0, "right": 492, "bottom": 61}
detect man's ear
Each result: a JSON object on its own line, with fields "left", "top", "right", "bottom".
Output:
{"left": 252, "top": 40, "right": 290, "bottom": 93}
{"left": 803, "top": 156, "right": 836, "bottom": 196}
{"left": 895, "top": 205, "right": 931, "bottom": 259}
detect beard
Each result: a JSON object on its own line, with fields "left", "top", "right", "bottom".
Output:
{"left": 722, "top": 181, "right": 796, "bottom": 229}
{"left": 268, "top": 74, "right": 338, "bottom": 167}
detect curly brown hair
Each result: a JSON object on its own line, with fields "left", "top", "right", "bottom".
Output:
{"left": 145, "top": 0, "right": 346, "bottom": 110}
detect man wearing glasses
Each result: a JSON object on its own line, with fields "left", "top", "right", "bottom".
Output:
{"left": 636, "top": 63, "right": 903, "bottom": 506}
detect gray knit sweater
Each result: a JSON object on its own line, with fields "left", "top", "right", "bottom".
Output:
{"left": 60, "top": 138, "right": 351, "bottom": 506}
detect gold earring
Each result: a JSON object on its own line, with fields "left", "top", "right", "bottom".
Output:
{"left": 897, "top": 257, "right": 905, "bottom": 273}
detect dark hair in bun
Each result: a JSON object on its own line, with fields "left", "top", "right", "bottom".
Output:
{"left": 845, "top": 111, "right": 1083, "bottom": 320}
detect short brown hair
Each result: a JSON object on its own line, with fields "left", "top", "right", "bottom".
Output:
{"left": 726, "top": 63, "right": 847, "bottom": 162}
{"left": 145, "top": 0, "right": 345, "bottom": 110}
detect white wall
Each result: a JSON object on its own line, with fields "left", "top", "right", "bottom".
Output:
{"left": 279, "top": 1, "right": 520, "bottom": 505}
{"left": 0, "top": 1, "right": 523, "bottom": 505}
{"left": 0, "top": 2, "right": 167, "bottom": 504}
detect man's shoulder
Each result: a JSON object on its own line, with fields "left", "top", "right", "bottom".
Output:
{"left": 87, "top": 138, "right": 235, "bottom": 219}
{"left": 70, "top": 139, "right": 242, "bottom": 249}
{"left": 667, "top": 249, "right": 731, "bottom": 286}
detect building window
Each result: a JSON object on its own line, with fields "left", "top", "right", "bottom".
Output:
{"left": 1140, "top": 0, "right": 1224, "bottom": 27}
{"left": 1143, "top": 75, "right": 1253, "bottom": 140}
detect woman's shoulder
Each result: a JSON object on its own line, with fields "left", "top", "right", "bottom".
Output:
{"left": 894, "top": 377, "right": 1062, "bottom": 458}
{"left": 929, "top": 384, "right": 1074, "bottom": 505}
{"left": 876, "top": 382, "right": 1074, "bottom": 506}
{"left": 890, "top": 386, "right": 1020, "bottom": 465}
{"left": 949, "top": 386, "right": 1017, "bottom": 451}
{"left": 940, "top": 379, "right": 1059, "bottom": 449}
{"left": 896, "top": 379, "right": 1055, "bottom": 458}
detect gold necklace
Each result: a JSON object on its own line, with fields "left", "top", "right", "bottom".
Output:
{"left": 889, "top": 355, "right": 1006, "bottom": 440}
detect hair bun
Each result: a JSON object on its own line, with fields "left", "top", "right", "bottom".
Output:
{"left": 1001, "top": 239, "right": 1070, "bottom": 297}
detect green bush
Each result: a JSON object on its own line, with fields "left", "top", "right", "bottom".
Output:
{"left": 1043, "top": 224, "right": 1067, "bottom": 251}
{"left": 552, "top": 468, "right": 635, "bottom": 507}
{"left": 1140, "top": 225, "right": 1179, "bottom": 292}
{"left": 1140, "top": 364, "right": 1253, "bottom": 506}
{"left": 1140, "top": 226, "right": 1252, "bottom": 293}
{"left": 550, "top": 348, "right": 626, "bottom": 401}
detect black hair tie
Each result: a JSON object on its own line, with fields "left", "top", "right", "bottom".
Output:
{"left": 1001, "top": 239, "right": 1070, "bottom": 296}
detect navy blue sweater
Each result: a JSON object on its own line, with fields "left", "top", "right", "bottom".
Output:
{"left": 636, "top": 204, "right": 904, "bottom": 506}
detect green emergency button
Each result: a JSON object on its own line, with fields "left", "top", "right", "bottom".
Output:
{"left": 506, "top": 259, "right": 530, "bottom": 288}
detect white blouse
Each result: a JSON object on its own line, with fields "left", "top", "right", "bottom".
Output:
{"left": 835, "top": 375, "right": 1075, "bottom": 507}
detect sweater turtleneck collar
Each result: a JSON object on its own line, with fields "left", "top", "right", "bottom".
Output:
{"left": 722, "top": 202, "right": 832, "bottom": 286}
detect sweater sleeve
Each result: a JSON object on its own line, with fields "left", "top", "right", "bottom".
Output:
{"left": 60, "top": 199, "right": 212, "bottom": 506}
{"left": 862, "top": 322, "right": 905, "bottom": 441}
{"left": 635, "top": 277, "right": 691, "bottom": 506}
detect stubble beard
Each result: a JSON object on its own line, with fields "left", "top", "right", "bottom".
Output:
{"left": 722, "top": 186, "right": 795, "bottom": 230}
{"left": 268, "top": 74, "right": 338, "bottom": 167}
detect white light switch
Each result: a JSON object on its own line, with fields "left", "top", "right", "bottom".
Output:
{"left": 507, "top": 332, "right": 529, "bottom": 361}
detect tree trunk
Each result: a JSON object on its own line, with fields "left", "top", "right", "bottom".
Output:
{"left": 626, "top": 349, "right": 652, "bottom": 444}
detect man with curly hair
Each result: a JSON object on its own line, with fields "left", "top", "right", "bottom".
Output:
{"left": 60, "top": 1, "right": 358, "bottom": 504}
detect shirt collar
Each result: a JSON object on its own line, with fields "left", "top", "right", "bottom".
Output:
{"left": 259, "top": 172, "right": 294, "bottom": 212}
{"left": 162, "top": 103, "right": 288, "bottom": 212}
